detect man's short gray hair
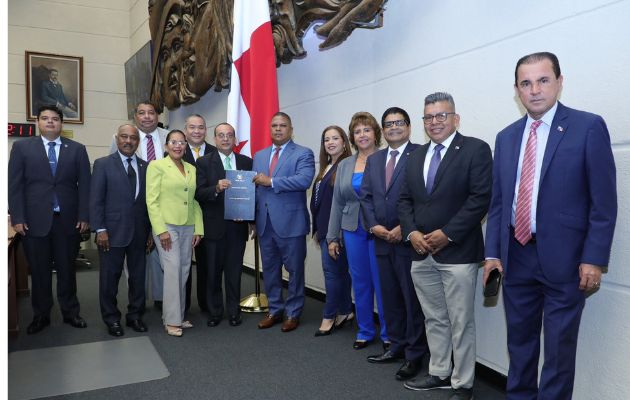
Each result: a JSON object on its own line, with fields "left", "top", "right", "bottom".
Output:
{"left": 424, "top": 92, "right": 456, "bottom": 111}
{"left": 185, "top": 113, "right": 206, "bottom": 126}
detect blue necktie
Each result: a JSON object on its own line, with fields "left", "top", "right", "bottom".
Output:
{"left": 425, "top": 143, "right": 444, "bottom": 194}
{"left": 48, "top": 142, "right": 60, "bottom": 211}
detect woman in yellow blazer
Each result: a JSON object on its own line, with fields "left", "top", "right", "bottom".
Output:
{"left": 146, "top": 130, "right": 203, "bottom": 337}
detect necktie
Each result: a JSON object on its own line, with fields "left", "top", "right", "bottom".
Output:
{"left": 192, "top": 146, "right": 200, "bottom": 160}
{"left": 269, "top": 146, "right": 281, "bottom": 175}
{"left": 146, "top": 134, "right": 156, "bottom": 162}
{"left": 127, "top": 158, "right": 137, "bottom": 200}
{"left": 48, "top": 142, "right": 60, "bottom": 211}
{"left": 514, "top": 120, "right": 543, "bottom": 245}
{"left": 385, "top": 150, "right": 399, "bottom": 189}
{"left": 224, "top": 155, "right": 232, "bottom": 170}
{"left": 425, "top": 143, "right": 444, "bottom": 193}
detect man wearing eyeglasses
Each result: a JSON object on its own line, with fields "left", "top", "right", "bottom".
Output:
{"left": 181, "top": 114, "right": 216, "bottom": 313}
{"left": 194, "top": 123, "right": 253, "bottom": 327}
{"left": 360, "top": 107, "right": 428, "bottom": 381}
{"left": 484, "top": 52, "right": 616, "bottom": 399}
{"left": 398, "top": 93, "right": 492, "bottom": 400}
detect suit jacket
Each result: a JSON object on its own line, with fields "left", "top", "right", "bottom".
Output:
{"left": 146, "top": 156, "right": 204, "bottom": 236}
{"left": 361, "top": 143, "right": 419, "bottom": 255}
{"left": 41, "top": 80, "right": 70, "bottom": 107}
{"left": 326, "top": 154, "right": 363, "bottom": 243}
{"left": 8, "top": 136, "right": 91, "bottom": 237}
{"left": 195, "top": 151, "right": 253, "bottom": 240}
{"left": 398, "top": 133, "right": 492, "bottom": 263}
{"left": 108, "top": 127, "right": 169, "bottom": 157}
{"left": 89, "top": 152, "right": 151, "bottom": 247}
{"left": 183, "top": 142, "right": 216, "bottom": 165}
{"left": 485, "top": 102, "right": 617, "bottom": 282}
{"left": 310, "top": 160, "right": 341, "bottom": 242}
{"left": 252, "top": 140, "right": 315, "bottom": 238}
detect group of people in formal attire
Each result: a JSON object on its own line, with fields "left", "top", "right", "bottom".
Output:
{"left": 8, "top": 52, "right": 616, "bottom": 400}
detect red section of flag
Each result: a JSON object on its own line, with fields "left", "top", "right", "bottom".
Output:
{"left": 232, "top": 21, "right": 277, "bottom": 156}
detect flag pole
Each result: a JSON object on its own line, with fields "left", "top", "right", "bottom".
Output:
{"left": 239, "top": 236, "right": 268, "bottom": 312}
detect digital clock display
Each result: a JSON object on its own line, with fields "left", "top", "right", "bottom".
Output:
{"left": 8, "top": 123, "right": 36, "bottom": 137}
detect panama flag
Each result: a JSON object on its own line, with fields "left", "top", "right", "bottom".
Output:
{"left": 227, "top": 0, "right": 279, "bottom": 158}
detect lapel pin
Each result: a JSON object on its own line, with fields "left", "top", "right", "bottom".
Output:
{"left": 455, "top": 146, "right": 460, "bottom": 150}
{"left": 557, "top": 126, "right": 564, "bottom": 132}
{"left": 64, "top": 144, "right": 68, "bottom": 147}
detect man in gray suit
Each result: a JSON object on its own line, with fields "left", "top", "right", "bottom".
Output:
{"left": 91, "top": 125, "right": 152, "bottom": 336}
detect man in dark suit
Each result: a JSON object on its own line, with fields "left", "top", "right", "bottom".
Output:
{"left": 109, "top": 101, "right": 169, "bottom": 310}
{"left": 360, "top": 107, "right": 429, "bottom": 381}
{"left": 398, "top": 93, "right": 492, "bottom": 400}
{"left": 40, "top": 69, "right": 78, "bottom": 119}
{"left": 181, "top": 113, "right": 216, "bottom": 312}
{"left": 195, "top": 122, "right": 253, "bottom": 327}
{"left": 252, "top": 112, "right": 315, "bottom": 332}
{"left": 8, "top": 105, "right": 91, "bottom": 334}
{"left": 90, "top": 124, "right": 152, "bottom": 336}
{"left": 484, "top": 52, "right": 617, "bottom": 400}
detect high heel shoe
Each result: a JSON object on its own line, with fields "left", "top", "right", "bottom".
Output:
{"left": 165, "top": 325, "right": 183, "bottom": 337}
{"left": 334, "top": 313, "right": 355, "bottom": 330}
{"left": 314, "top": 320, "right": 335, "bottom": 337}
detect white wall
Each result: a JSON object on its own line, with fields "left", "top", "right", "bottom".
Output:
{"left": 7, "top": 0, "right": 133, "bottom": 162}
{"left": 171, "top": 1, "right": 630, "bottom": 398}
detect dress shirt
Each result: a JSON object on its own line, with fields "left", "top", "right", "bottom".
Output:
{"left": 218, "top": 151, "right": 236, "bottom": 170}
{"left": 118, "top": 151, "right": 140, "bottom": 199}
{"left": 511, "top": 102, "right": 558, "bottom": 233}
{"left": 423, "top": 131, "right": 457, "bottom": 183}
{"left": 386, "top": 141, "right": 409, "bottom": 170}
{"left": 139, "top": 129, "right": 164, "bottom": 160}
{"left": 189, "top": 143, "right": 206, "bottom": 162}
{"left": 268, "top": 142, "right": 289, "bottom": 188}
{"left": 41, "top": 135, "right": 62, "bottom": 159}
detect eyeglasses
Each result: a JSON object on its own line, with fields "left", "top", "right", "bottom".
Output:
{"left": 422, "top": 112, "right": 455, "bottom": 124}
{"left": 383, "top": 120, "right": 408, "bottom": 128}
{"left": 216, "top": 133, "right": 235, "bottom": 139}
{"left": 167, "top": 140, "right": 186, "bottom": 146}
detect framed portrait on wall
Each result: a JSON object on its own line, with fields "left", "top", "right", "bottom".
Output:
{"left": 26, "top": 51, "right": 84, "bottom": 124}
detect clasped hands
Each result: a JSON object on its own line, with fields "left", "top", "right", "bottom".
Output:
{"left": 408, "top": 229, "right": 449, "bottom": 255}
{"left": 252, "top": 173, "right": 272, "bottom": 187}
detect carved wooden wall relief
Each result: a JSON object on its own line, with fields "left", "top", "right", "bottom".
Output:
{"left": 149, "top": 0, "right": 387, "bottom": 111}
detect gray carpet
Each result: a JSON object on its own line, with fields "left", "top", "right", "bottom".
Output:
{"left": 9, "top": 337, "right": 169, "bottom": 399}
{"left": 8, "top": 250, "right": 506, "bottom": 399}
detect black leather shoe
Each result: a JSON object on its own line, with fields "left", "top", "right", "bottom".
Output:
{"left": 229, "top": 315, "right": 242, "bottom": 326}
{"left": 404, "top": 374, "right": 452, "bottom": 391}
{"left": 382, "top": 341, "right": 391, "bottom": 352}
{"left": 107, "top": 322, "right": 124, "bottom": 337}
{"left": 449, "top": 387, "right": 474, "bottom": 400}
{"left": 207, "top": 317, "right": 222, "bottom": 327}
{"left": 63, "top": 315, "right": 87, "bottom": 328}
{"left": 27, "top": 316, "right": 50, "bottom": 334}
{"left": 396, "top": 359, "right": 421, "bottom": 380}
{"left": 353, "top": 340, "right": 372, "bottom": 350}
{"left": 314, "top": 320, "right": 334, "bottom": 337}
{"left": 126, "top": 319, "right": 148, "bottom": 332}
{"left": 367, "top": 350, "right": 404, "bottom": 364}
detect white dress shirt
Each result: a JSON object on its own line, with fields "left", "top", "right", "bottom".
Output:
{"left": 423, "top": 130, "right": 457, "bottom": 183}
{"left": 139, "top": 129, "right": 164, "bottom": 160}
{"left": 511, "top": 102, "right": 558, "bottom": 233}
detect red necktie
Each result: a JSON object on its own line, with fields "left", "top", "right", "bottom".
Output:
{"left": 269, "top": 146, "right": 281, "bottom": 176}
{"left": 514, "top": 120, "right": 543, "bottom": 245}
{"left": 146, "top": 134, "right": 156, "bottom": 162}
{"left": 385, "top": 150, "right": 399, "bottom": 189}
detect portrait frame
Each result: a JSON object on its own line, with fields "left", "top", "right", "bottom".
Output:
{"left": 26, "top": 51, "right": 84, "bottom": 124}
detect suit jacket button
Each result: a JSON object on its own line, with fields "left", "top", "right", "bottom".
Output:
{"left": 184, "top": 201, "right": 188, "bottom": 205}
{"left": 184, "top": 188, "right": 188, "bottom": 191}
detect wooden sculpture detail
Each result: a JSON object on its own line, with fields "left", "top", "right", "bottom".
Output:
{"left": 149, "top": 0, "right": 387, "bottom": 110}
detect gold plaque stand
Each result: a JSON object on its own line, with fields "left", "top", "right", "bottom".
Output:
{"left": 240, "top": 237, "right": 268, "bottom": 313}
